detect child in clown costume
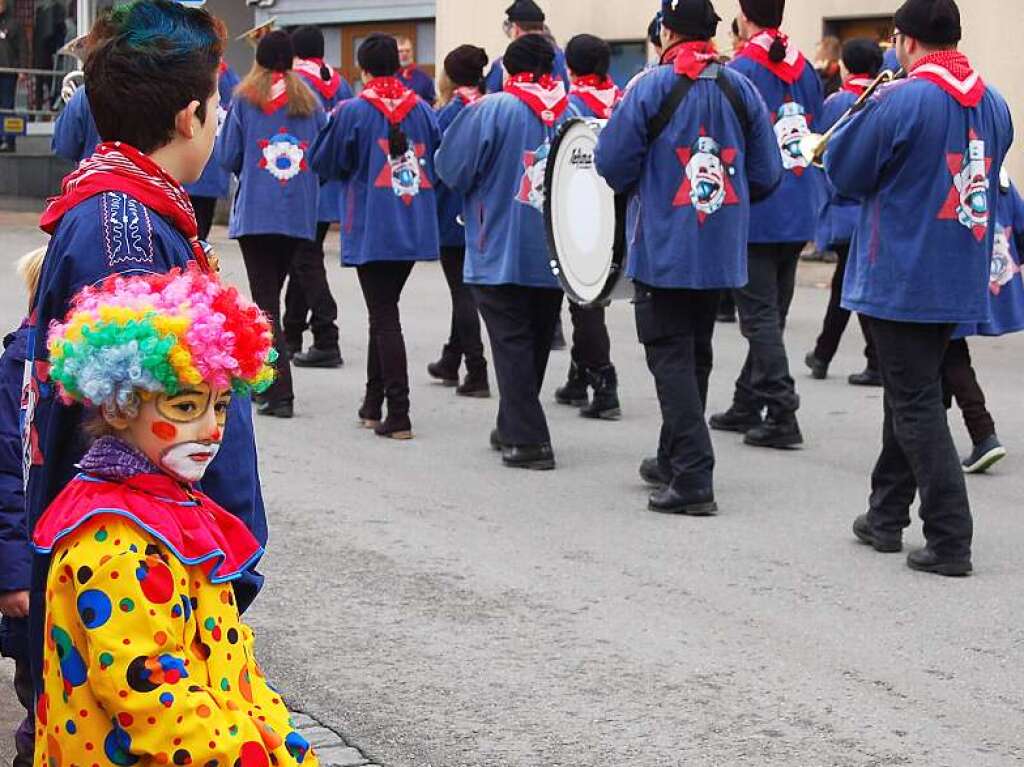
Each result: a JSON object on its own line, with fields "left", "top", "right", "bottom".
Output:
{"left": 31, "top": 267, "right": 317, "bottom": 767}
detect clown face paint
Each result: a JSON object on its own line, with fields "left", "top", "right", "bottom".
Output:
{"left": 121, "top": 384, "right": 231, "bottom": 484}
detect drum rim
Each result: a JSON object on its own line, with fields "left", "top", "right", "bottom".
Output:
{"left": 543, "top": 117, "right": 625, "bottom": 307}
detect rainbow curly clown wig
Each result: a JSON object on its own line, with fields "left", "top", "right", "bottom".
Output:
{"left": 47, "top": 266, "right": 276, "bottom": 410}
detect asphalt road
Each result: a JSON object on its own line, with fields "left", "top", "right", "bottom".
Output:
{"left": 2, "top": 212, "right": 1023, "bottom": 767}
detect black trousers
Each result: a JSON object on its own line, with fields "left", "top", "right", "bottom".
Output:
{"left": 238, "top": 234, "right": 303, "bottom": 405}
{"left": 13, "top": 654, "right": 33, "bottom": 767}
{"left": 865, "top": 317, "right": 972, "bottom": 558}
{"left": 356, "top": 261, "right": 415, "bottom": 418}
{"left": 473, "top": 285, "right": 563, "bottom": 446}
{"left": 635, "top": 284, "right": 719, "bottom": 494}
{"left": 189, "top": 195, "right": 217, "bottom": 242}
{"left": 439, "top": 245, "right": 485, "bottom": 369}
{"left": 283, "top": 221, "right": 340, "bottom": 351}
{"left": 567, "top": 301, "right": 612, "bottom": 371}
{"left": 941, "top": 338, "right": 996, "bottom": 446}
{"left": 812, "top": 243, "right": 877, "bottom": 369}
{"left": 733, "top": 242, "right": 802, "bottom": 417}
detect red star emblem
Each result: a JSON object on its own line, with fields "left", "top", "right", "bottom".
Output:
{"left": 672, "top": 131, "right": 739, "bottom": 225}
{"left": 373, "top": 138, "right": 432, "bottom": 206}
{"left": 516, "top": 149, "right": 540, "bottom": 204}
{"left": 938, "top": 130, "right": 992, "bottom": 242}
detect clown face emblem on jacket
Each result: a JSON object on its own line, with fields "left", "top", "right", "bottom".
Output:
{"left": 388, "top": 147, "right": 422, "bottom": 199}
{"left": 258, "top": 130, "right": 309, "bottom": 184}
{"left": 953, "top": 136, "right": 990, "bottom": 233}
{"left": 773, "top": 100, "right": 811, "bottom": 172}
{"left": 989, "top": 224, "right": 1021, "bottom": 295}
{"left": 685, "top": 136, "right": 728, "bottom": 215}
{"left": 516, "top": 141, "right": 551, "bottom": 212}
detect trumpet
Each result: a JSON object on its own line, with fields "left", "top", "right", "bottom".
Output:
{"left": 61, "top": 70, "right": 85, "bottom": 104}
{"left": 798, "top": 68, "right": 905, "bottom": 169}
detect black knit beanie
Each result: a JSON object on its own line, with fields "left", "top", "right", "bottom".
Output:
{"left": 894, "top": 0, "right": 962, "bottom": 44}
{"left": 357, "top": 33, "right": 400, "bottom": 78}
{"left": 565, "top": 34, "right": 611, "bottom": 78}
{"left": 841, "top": 38, "right": 883, "bottom": 76}
{"left": 505, "top": 0, "right": 545, "bottom": 23}
{"left": 503, "top": 33, "right": 555, "bottom": 77}
{"left": 291, "top": 26, "right": 324, "bottom": 60}
{"left": 661, "top": 0, "right": 721, "bottom": 40}
{"left": 256, "top": 30, "right": 293, "bottom": 73}
{"left": 739, "top": 0, "right": 785, "bottom": 28}
{"left": 648, "top": 13, "right": 663, "bottom": 47}
{"left": 444, "top": 44, "right": 489, "bottom": 87}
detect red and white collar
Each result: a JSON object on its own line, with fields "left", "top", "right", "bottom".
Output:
{"left": 454, "top": 85, "right": 483, "bottom": 105}
{"left": 841, "top": 74, "right": 874, "bottom": 96}
{"left": 570, "top": 74, "right": 621, "bottom": 119}
{"left": 909, "top": 50, "right": 986, "bottom": 108}
{"left": 293, "top": 57, "right": 343, "bottom": 101}
{"left": 360, "top": 76, "right": 419, "bottom": 124}
{"left": 661, "top": 40, "right": 719, "bottom": 80}
{"left": 263, "top": 73, "right": 289, "bottom": 114}
{"left": 504, "top": 72, "right": 568, "bottom": 126}
{"left": 739, "top": 29, "right": 806, "bottom": 84}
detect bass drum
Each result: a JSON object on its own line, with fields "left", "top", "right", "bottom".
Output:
{"left": 543, "top": 117, "right": 629, "bottom": 307}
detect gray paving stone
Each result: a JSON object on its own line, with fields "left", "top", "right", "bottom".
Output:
{"left": 288, "top": 712, "right": 317, "bottom": 729}
{"left": 297, "top": 725, "right": 345, "bottom": 747}
{"left": 312, "top": 744, "right": 368, "bottom": 767}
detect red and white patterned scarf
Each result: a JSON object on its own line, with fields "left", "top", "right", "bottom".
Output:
{"left": 570, "top": 74, "right": 622, "bottom": 119}
{"left": 739, "top": 29, "right": 806, "bottom": 84}
{"left": 841, "top": 74, "right": 874, "bottom": 97}
{"left": 504, "top": 72, "right": 568, "bottom": 126}
{"left": 909, "top": 50, "right": 986, "bottom": 108}
{"left": 293, "top": 57, "right": 343, "bottom": 101}
{"left": 360, "top": 76, "right": 419, "bottom": 124}
{"left": 662, "top": 40, "right": 719, "bottom": 80}
{"left": 263, "top": 72, "right": 289, "bottom": 114}
{"left": 40, "top": 142, "right": 210, "bottom": 271}
{"left": 454, "top": 86, "right": 483, "bottom": 106}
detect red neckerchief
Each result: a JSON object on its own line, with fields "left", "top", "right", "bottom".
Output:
{"left": 841, "top": 74, "right": 874, "bottom": 96}
{"left": 40, "top": 142, "right": 211, "bottom": 271}
{"left": 360, "top": 76, "right": 419, "bottom": 124}
{"left": 454, "top": 85, "right": 483, "bottom": 105}
{"left": 294, "top": 57, "right": 342, "bottom": 101}
{"left": 263, "top": 72, "right": 289, "bottom": 114}
{"left": 909, "top": 50, "right": 986, "bottom": 108}
{"left": 33, "top": 471, "right": 262, "bottom": 583}
{"left": 218, "top": 59, "right": 227, "bottom": 76}
{"left": 504, "top": 72, "right": 568, "bottom": 126}
{"left": 739, "top": 29, "right": 807, "bottom": 84}
{"left": 570, "top": 74, "right": 622, "bottom": 119}
{"left": 662, "top": 40, "right": 719, "bottom": 80}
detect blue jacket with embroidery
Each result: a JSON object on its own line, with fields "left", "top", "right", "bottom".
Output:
{"left": 596, "top": 64, "right": 782, "bottom": 290}
{"left": 184, "top": 65, "right": 241, "bottom": 200}
{"left": 52, "top": 87, "right": 101, "bottom": 164}
{"left": 25, "top": 193, "right": 268, "bottom": 624}
{"left": 435, "top": 95, "right": 474, "bottom": 248}
{"left": 310, "top": 96, "right": 441, "bottom": 265}
{"left": 814, "top": 88, "right": 860, "bottom": 249}
{"left": 484, "top": 47, "right": 570, "bottom": 94}
{"left": 298, "top": 74, "right": 354, "bottom": 225}
{"left": 826, "top": 78, "right": 1014, "bottom": 323}
{"left": 218, "top": 97, "right": 326, "bottom": 241}
{"left": 729, "top": 53, "right": 824, "bottom": 244}
{"left": 955, "top": 181, "right": 1024, "bottom": 338}
{"left": 399, "top": 67, "right": 436, "bottom": 105}
{"left": 436, "top": 92, "right": 570, "bottom": 289}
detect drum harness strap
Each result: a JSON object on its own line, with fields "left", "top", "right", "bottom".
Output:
{"left": 647, "top": 62, "right": 751, "bottom": 146}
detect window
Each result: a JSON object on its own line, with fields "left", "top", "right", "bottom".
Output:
{"left": 608, "top": 40, "right": 646, "bottom": 89}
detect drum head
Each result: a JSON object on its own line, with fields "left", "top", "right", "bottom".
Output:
{"left": 544, "top": 118, "right": 619, "bottom": 305}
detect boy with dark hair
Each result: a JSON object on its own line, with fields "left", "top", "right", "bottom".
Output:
{"left": 24, "top": 0, "right": 269, "bottom": 683}
{"left": 484, "top": 0, "right": 569, "bottom": 93}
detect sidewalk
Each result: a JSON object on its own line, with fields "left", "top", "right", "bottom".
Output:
{"left": 0, "top": 660, "right": 20, "bottom": 767}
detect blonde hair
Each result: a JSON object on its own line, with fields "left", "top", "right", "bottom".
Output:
{"left": 236, "top": 65, "right": 318, "bottom": 118}
{"left": 436, "top": 69, "right": 454, "bottom": 107}
{"left": 17, "top": 247, "right": 46, "bottom": 311}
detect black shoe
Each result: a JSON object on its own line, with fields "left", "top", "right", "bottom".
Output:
{"left": 647, "top": 486, "right": 717, "bottom": 516}
{"left": 743, "top": 415, "right": 803, "bottom": 449}
{"left": 456, "top": 364, "right": 490, "bottom": 398}
{"left": 489, "top": 428, "right": 505, "bottom": 451}
{"left": 285, "top": 341, "right": 303, "bottom": 359}
{"left": 555, "top": 361, "right": 589, "bottom": 406}
{"left": 906, "top": 547, "right": 972, "bottom": 577}
{"left": 292, "top": 346, "right": 343, "bottom": 368}
{"left": 427, "top": 348, "right": 460, "bottom": 385}
{"left": 580, "top": 364, "right": 621, "bottom": 420}
{"left": 848, "top": 368, "right": 883, "bottom": 387}
{"left": 716, "top": 309, "right": 736, "bottom": 323}
{"left": 374, "top": 414, "right": 413, "bottom": 440}
{"left": 709, "top": 406, "right": 763, "bottom": 434}
{"left": 358, "top": 401, "right": 382, "bottom": 429}
{"left": 804, "top": 351, "right": 828, "bottom": 380}
{"left": 639, "top": 457, "right": 669, "bottom": 487}
{"left": 257, "top": 400, "right": 294, "bottom": 418}
{"left": 852, "top": 514, "right": 902, "bottom": 553}
{"left": 962, "top": 435, "right": 1007, "bottom": 474}
{"left": 502, "top": 443, "right": 555, "bottom": 470}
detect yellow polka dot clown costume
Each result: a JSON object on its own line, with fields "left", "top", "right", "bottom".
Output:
{"left": 31, "top": 267, "right": 317, "bottom": 767}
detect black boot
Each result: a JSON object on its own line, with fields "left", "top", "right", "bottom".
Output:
{"left": 374, "top": 413, "right": 413, "bottom": 440}
{"left": 293, "top": 346, "right": 343, "bottom": 368}
{"left": 906, "top": 547, "right": 972, "bottom": 577}
{"left": 639, "top": 457, "right": 669, "bottom": 487}
{"left": 427, "top": 345, "right": 461, "bottom": 385}
{"left": 848, "top": 367, "right": 883, "bottom": 387}
{"left": 580, "top": 364, "right": 621, "bottom": 420}
{"left": 502, "top": 443, "right": 556, "bottom": 470}
{"left": 744, "top": 413, "right": 803, "bottom": 449}
{"left": 555, "top": 361, "right": 589, "bottom": 406}
{"left": 456, "top": 360, "right": 490, "bottom": 398}
{"left": 804, "top": 351, "right": 828, "bottom": 380}
{"left": 709, "top": 406, "right": 763, "bottom": 433}
{"left": 648, "top": 486, "right": 717, "bottom": 516}
{"left": 358, "top": 385, "right": 384, "bottom": 429}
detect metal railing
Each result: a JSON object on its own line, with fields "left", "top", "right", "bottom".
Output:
{"left": 0, "top": 66, "right": 76, "bottom": 119}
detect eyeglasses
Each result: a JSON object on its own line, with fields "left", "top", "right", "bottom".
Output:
{"left": 889, "top": 31, "right": 903, "bottom": 45}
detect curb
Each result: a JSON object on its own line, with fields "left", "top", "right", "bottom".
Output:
{"left": 289, "top": 710, "right": 381, "bottom": 767}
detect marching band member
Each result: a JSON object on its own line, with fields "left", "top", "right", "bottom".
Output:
{"left": 52, "top": 86, "right": 101, "bottom": 164}
{"left": 554, "top": 33, "right": 622, "bottom": 421}
{"left": 804, "top": 38, "right": 882, "bottom": 386}
{"left": 218, "top": 30, "right": 327, "bottom": 419}
{"left": 397, "top": 35, "right": 437, "bottom": 105}
{"left": 710, "top": 0, "right": 823, "bottom": 449}
{"left": 427, "top": 44, "right": 491, "bottom": 398}
{"left": 596, "top": 0, "right": 781, "bottom": 513}
{"left": 284, "top": 25, "right": 351, "bottom": 369}
{"left": 436, "top": 34, "right": 570, "bottom": 470}
{"left": 310, "top": 34, "right": 441, "bottom": 440}
{"left": 484, "top": 0, "right": 569, "bottom": 94}
{"left": 943, "top": 171, "right": 1024, "bottom": 473}
{"left": 825, "top": 0, "right": 1013, "bottom": 576}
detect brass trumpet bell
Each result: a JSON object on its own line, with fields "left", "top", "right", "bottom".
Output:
{"left": 798, "top": 133, "right": 828, "bottom": 169}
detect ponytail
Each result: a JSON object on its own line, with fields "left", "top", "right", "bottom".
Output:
{"left": 388, "top": 122, "right": 409, "bottom": 159}
{"left": 320, "top": 63, "right": 331, "bottom": 82}
{"left": 768, "top": 36, "right": 786, "bottom": 63}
